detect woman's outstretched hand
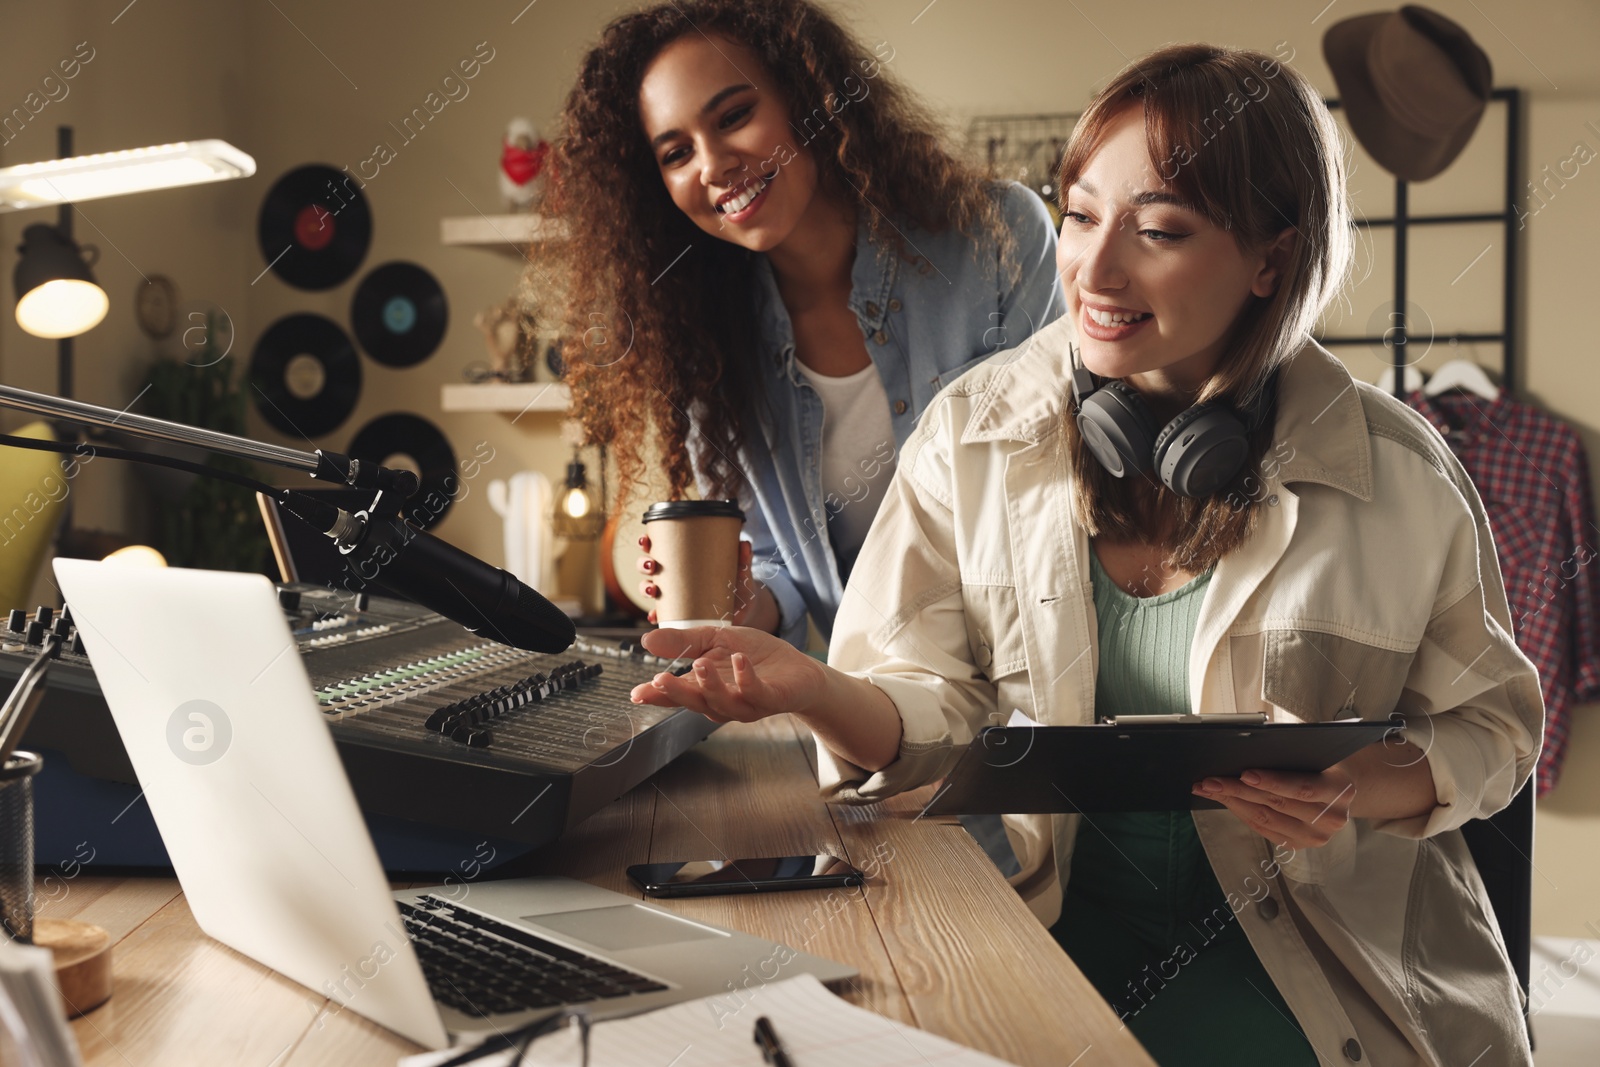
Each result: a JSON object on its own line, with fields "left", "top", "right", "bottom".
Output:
{"left": 628, "top": 625, "right": 828, "bottom": 723}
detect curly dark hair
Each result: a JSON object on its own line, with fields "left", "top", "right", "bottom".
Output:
{"left": 546, "top": 0, "right": 1007, "bottom": 504}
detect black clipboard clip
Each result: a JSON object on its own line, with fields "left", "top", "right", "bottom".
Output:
{"left": 1100, "top": 712, "right": 1270, "bottom": 726}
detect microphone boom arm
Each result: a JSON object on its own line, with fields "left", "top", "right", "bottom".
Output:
{"left": 0, "top": 383, "right": 416, "bottom": 497}
{"left": 0, "top": 382, "right": 575, "bottom": 653}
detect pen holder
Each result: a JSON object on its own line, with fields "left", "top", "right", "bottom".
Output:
{"left": 0, "top": 751, "right": 42, "bottom": 943}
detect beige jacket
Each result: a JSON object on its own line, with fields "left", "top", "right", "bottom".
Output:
{"left": 818, "top": 315, "right": 1543, "bottom": 1066}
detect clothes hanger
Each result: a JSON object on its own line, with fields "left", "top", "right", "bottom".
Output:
{"left": 1375, "top": 364, "right": 1426, "bottom": 395}
{"left": 1422, "top": 357, "right": 1500, "bottom": 400}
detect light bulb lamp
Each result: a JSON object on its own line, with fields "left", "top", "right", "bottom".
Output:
{"left": 10, "top": 128, "right": 104, "bottom": 550}
{"left": 561, "top": 452, "right": 592, "bottom": 519}
{"left": 10, "top": 129, "right": 110, "bottom": 401}
{"left": 552, "top": 445, "right": 608, "bottom": 620}
{"left": 14, "top": 222, "right": 107, "bottom": 343}
{"left": 553, "top": 446, "right": 604, "bottom": 540}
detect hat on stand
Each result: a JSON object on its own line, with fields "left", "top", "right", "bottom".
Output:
{"left": 1323, "top": 5, "right": 1493, "bottom": 181}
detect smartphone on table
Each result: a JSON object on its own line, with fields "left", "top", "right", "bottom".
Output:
{"left": 626, "top": 854, "right": 866, "bottom": 897}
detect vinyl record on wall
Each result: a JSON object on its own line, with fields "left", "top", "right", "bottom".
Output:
{"left": 257, "top": 164, "right": 372, "bottom": 290}
{"left": 350, "top": 261, "right": 448, "bottom": 367}
{"left": 249, "top": 313, "right": 362, "bottom": 438}
{"left": 347, "top": 413, "right": 459, "bottom": 529}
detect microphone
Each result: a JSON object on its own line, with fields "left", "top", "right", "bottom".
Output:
{"left": 277, "top": 490, "right": 576, "bottom": 654}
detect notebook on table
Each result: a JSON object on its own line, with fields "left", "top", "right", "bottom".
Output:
{"left": 53, "top": 559, "right": 855, "bottom": 1051}
{"left": 401, "top": 973, "right": 1022, "bottom": 1067}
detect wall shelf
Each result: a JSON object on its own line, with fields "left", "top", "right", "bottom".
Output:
{"left": 439, "top": 214, "right": 568, "bottom": 255}
{"left": 440, "top": 381, "right": 570, "bottom": 414}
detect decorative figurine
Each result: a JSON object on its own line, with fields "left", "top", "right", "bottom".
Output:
{"left": 500, "top": 118, "right": 550, "bottom": 211}
{"left": 473, "top": 296, "right": 540, "bottom": 382}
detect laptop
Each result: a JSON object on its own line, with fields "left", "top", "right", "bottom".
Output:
{"left": 53, "top": 559, "right": 855, "bottom": 1050}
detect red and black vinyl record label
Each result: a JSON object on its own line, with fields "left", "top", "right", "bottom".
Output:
{"left": 293, "top": 204, "right": 337, "bottom": 252}
{"left": 258, "top": 164, "right": 371, "bottom": 290}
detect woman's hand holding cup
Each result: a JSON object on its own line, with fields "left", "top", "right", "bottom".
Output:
{"left": 637, "top": 534, "right": 780, "bottom": 633}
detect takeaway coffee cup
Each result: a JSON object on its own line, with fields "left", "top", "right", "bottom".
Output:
{"left": 641, "top": 500, "right": 746, "bottom": 628}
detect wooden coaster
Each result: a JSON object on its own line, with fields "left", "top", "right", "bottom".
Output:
{"left": 33, "top": 917, "right": 113, "bottom": 1017}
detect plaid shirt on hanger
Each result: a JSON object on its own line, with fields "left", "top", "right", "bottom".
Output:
{"left": 1409, "top": 388, "right": 1600, "bottom": 795}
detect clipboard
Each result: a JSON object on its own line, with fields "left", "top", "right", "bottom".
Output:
{"left": 924, "top": 718, "right": 1401, "bottom": 815}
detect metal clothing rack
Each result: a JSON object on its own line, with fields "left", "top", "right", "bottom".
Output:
{"left": 1320, "top": 86, "right": 1535, "bottom": 1035}
{"left": 963, "top": 112, "right": 1081, "bottom": 206}
{"left": 1318, "top": 88, "right": 1522, "bottom": 398}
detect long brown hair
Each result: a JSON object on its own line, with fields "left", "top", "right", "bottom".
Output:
{"left": 1057, "top": 43, "right": 1352, "bottom": 571}
{"left": 548, "top": 0, "right": 1006, "bottom": 503}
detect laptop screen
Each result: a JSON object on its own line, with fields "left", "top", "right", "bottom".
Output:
{"left": 52, "top": 558, "right": 449, "bottom": 1049}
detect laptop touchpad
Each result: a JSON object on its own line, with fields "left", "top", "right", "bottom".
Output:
{"left": 525, "top": 905, "right": 725, "bottom": 951}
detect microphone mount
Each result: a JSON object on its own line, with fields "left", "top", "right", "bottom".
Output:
{"left": 0, "top": 382, "right": 576, "bottom": 653}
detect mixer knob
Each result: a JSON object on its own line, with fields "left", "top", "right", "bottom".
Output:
{"left": 6, "top": 609, "right": 25, "bottom": 633}
{"left": 34, "top": 606, "right": 54, "bottom": 627}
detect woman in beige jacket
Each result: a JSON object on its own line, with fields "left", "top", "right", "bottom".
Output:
{"left": 630, "top": 43, "right": 1541, "bottom": 1067}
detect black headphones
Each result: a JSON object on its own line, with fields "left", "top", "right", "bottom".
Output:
{"left": 1068, "top": 343, "right": 1275, "bottom": 499}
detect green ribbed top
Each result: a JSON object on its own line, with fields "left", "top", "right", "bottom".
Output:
{"left": 1089, "top": 552, "right": 1213, "bottom": 718}
{"left": 1056, "top": 552, "right": 1317, "bottom": 1065}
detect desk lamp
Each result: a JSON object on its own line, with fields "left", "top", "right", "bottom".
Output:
{"left": 2, "top": 126, "right": 255, "bottom": 548}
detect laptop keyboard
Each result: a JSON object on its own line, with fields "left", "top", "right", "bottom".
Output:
{"left": 398, "top": 895, "right": 669, "bottom": 1016}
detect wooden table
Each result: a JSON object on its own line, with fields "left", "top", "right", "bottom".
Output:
{"left": 37, "top": 717, "right": 1154, "bottom": 1066}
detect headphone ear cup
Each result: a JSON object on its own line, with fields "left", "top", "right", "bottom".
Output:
{"left": 1076, "top": 380, "right": 1158, "bottom": 478}
{"left": 1153, "top": 402, "right": 1250, "bottom": 498}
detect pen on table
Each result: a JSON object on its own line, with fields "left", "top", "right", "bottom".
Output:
{"left": 753, "top": 1015, "right": 795, "bottom": 1067}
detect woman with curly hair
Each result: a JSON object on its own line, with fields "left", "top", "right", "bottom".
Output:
{"left": 549, "top": 0, "right": 1062, "bottom": 646}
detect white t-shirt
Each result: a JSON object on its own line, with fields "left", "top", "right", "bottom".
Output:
{"left": 795, "top": 360, "right": 899, "bottom": 579}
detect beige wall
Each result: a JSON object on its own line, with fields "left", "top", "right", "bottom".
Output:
{"left": 1517, "top": 94, "right": 1600, "bottom": 940}
{"left": 231, "top": 0, "right": 650, "bottom": 588}
{"left": 2, "top": 0, "right": 1596, "bottom": 932}
{"left": 0, "top": 0, "right": 252, "bottom": 549}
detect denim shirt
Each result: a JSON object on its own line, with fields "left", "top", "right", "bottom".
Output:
{"left": 735, "top": 181, "right": 1063, "bottom": 647}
